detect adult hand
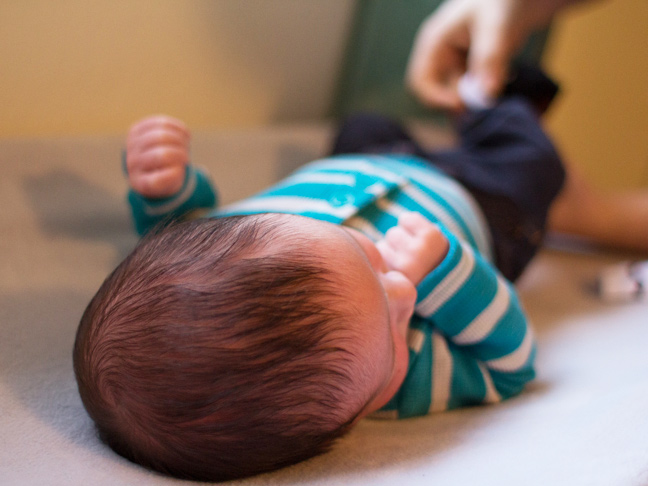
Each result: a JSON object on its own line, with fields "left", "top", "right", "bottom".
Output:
{"left": 407, "top": 0, "right": 565, "bottom": 110}
{"left": 376, "top": 212, "right": 449, "bottom": 286}
{"left": 126, "top": 115, "right": 191, "bottom": 198}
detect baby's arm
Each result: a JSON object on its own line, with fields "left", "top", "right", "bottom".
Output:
{"left": 125, "top": 115, "right": 217, "bottom": 235}
{"left": 414, "top": 231, "right": 535, "bottom": 409}
{"left": 377, "top": 212, "right": 534, "bottom": 412}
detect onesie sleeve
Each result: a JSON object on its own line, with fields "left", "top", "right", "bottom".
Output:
{"left": 380, "top": 230, "right": 536, "bottom": 418}
{"left": 127, "top": 165, "right": 218, "bottom": 236}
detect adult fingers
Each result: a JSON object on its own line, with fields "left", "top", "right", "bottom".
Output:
{"left": 467, "top": 4, "right": 525, "bottom": 99}
{"left": 406, "top": 12, "right": 467, "bottom": 110}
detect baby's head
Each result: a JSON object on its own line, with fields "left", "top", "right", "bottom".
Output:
{"left": 74, "top": 213, "right": 414, "bottom": 481}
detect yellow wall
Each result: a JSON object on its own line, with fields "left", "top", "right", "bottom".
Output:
{"left": 544, "top": 0, "right": 648, "bottom": 189}
{"left": 0, "top": 0, "right": 354, "bottom": 137}
{"left": 2, "top": 0, "right": 646, "bottom": 190}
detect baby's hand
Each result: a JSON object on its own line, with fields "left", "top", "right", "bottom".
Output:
{"left": 376, "top": 212, "right": 449, "bottom": 285}
{"left": 126, "top": 115, "right": 191, "bottom": 198}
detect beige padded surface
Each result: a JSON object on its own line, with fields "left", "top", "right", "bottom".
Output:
{"left": 1, "top": 125, "right": 646, "bottom": 486}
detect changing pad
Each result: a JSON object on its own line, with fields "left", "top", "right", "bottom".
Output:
{"left": 1, "top": 124, "right": 646, "bottom": 486}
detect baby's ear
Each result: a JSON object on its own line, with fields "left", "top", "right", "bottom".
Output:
{"left": 360, "top": 323, "right": 410, "bottom": 418}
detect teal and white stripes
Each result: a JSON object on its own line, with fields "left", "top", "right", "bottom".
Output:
{"left": 217, "top": 155, "right": 492, "bottom": 258}
{"left": 129, "top": 153, "right": 535, "bottom": 418}
{"left": 377, "top": 227, "right": 534, "bottom": 418}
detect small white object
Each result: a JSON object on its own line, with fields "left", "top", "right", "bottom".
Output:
{"left": 457, "top": 73, "right": 496, "bottom": 110}
{"left": 596, "top": 261, "right": 648, "bottom": 303}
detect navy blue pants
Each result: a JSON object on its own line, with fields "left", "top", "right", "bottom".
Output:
{"left": 330, "top": 98, "right": 566, "bottom": 282}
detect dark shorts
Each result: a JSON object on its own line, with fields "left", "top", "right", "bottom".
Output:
{"left": 329, "top": 98, "right": 566, "bottom": 282}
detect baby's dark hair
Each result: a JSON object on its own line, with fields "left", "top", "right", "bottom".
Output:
{"left": 73, "top": 215, "right": 368, "bottom": 482}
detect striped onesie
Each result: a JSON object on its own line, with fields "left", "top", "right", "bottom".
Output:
{"left": 128, "top": 153, "right": 536, "bottom": 419}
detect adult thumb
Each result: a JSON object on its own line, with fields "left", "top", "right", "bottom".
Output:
{"left": 467, "top": 14, "right": 516, "bottom": 100}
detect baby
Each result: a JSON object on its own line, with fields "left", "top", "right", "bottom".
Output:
{"left": 74, "top": 98, "right": 562, "bottom": 481}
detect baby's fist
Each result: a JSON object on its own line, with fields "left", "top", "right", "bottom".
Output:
{"left": 376, "top": 212, "right": 449, "bottom": 285}
{"left": 126, "top": 115, "right": 191, "bottom": 198}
